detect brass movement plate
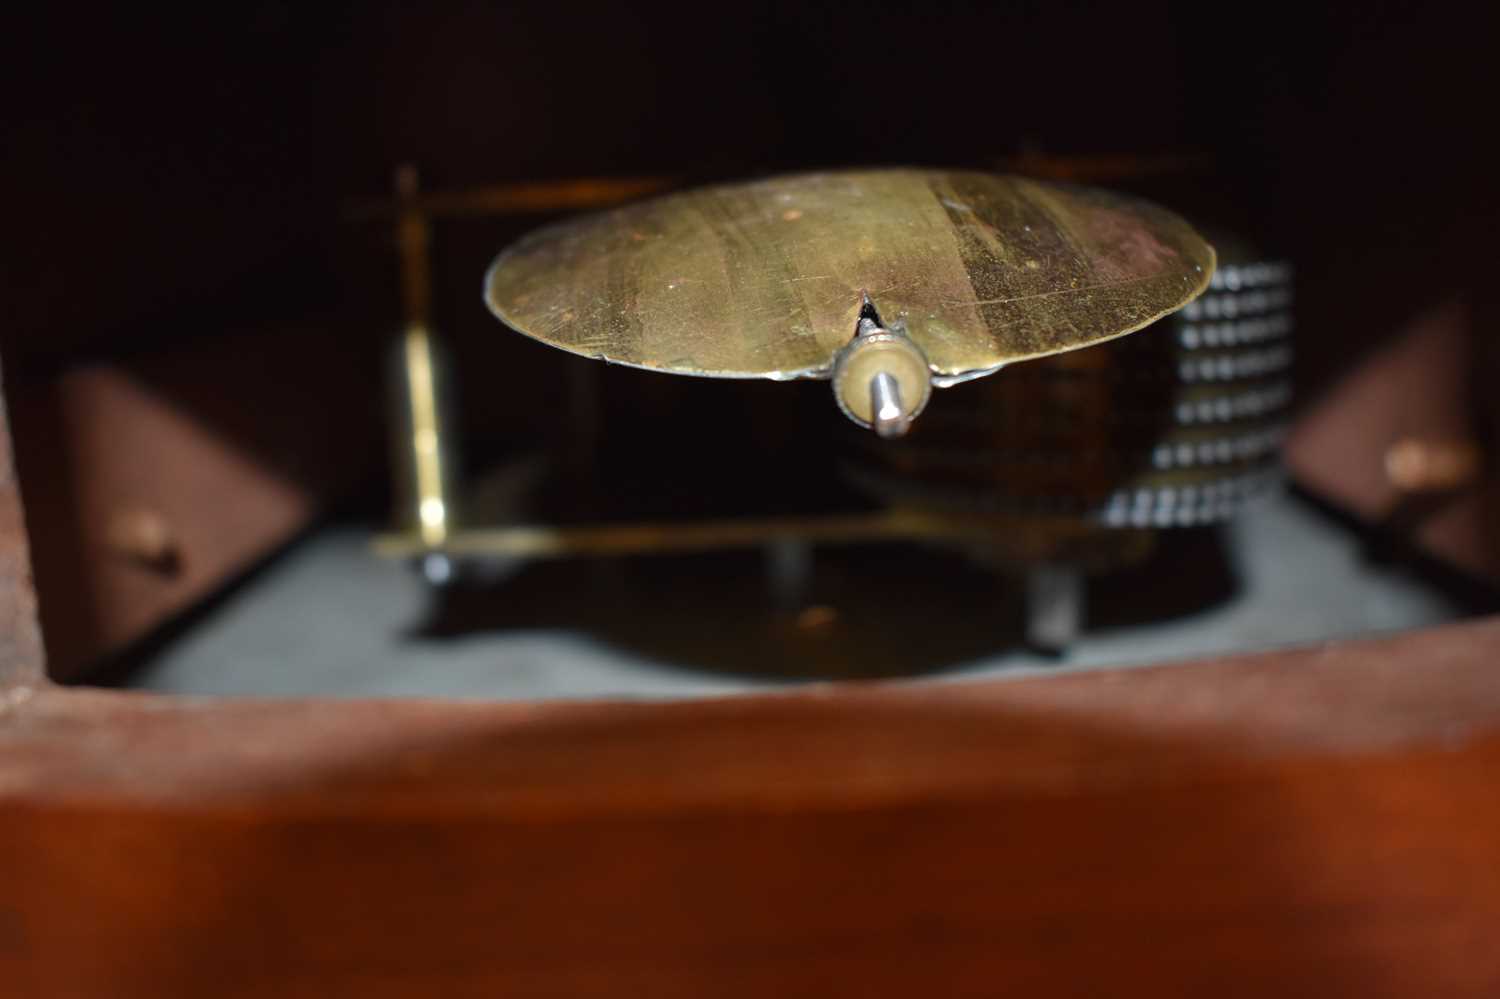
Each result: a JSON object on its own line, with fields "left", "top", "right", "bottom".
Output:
{"left": 484, "top": 169, "right": 1215, "bottom": 383}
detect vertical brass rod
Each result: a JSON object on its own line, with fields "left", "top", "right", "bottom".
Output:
{"left": 391, "top": 165, "right": 454, "bottom": 549}
{"left": 403, "top": 326, "right": 448, "bottom": 547}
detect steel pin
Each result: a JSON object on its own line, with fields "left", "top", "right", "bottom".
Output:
{"left": 870, "top": 371, "right": 907, "bottom": 438}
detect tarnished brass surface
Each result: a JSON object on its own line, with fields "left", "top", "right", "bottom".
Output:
{"left": 485, "top": 169, "right": 1215, "bottom": 381}
{"left": 832, "top": 330, "right": 931, "bottom": 429}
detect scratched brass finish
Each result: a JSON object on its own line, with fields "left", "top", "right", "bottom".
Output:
{"left": 484, "top": 169, "right": 1215, "bottom": 381}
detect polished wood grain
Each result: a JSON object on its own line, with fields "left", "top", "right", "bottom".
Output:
{"left": 4, "top": 619, "right": 1500, "bottom": 997}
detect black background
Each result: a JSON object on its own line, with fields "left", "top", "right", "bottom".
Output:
{"left": 5, "top": 0, "right": 1496, "bottom": 490}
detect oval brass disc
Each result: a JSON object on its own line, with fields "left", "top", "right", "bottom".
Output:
{"left": 484, "top": 168, "right": 1215, "bottom": 382}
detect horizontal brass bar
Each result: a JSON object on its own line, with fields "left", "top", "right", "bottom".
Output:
{"left": 346, "top": 176, "right": 678, "bottom": 221}
{"left": 371, "top": 510, "right": 1008, "bottom": 560}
